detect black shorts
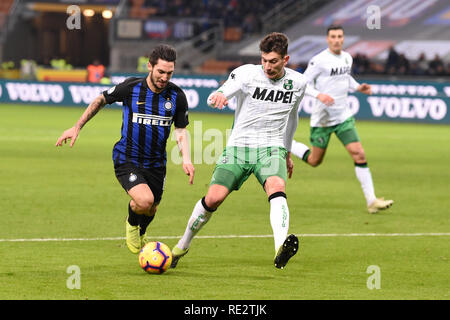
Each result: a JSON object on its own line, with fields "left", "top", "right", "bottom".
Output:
{"left": 114, "top": 163, "right": 166, "bottom": 203}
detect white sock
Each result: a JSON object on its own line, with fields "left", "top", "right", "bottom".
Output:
{"left": 355, "top": 166, "right": 377, "bottom": 205}
{"left": 291, "top": 140, "right": 310, "bottom": 160}
{"left": 269, "top": 194, "right": 290, "bottom": 254}
{"left": 176, "top": 199, "right": 213, "bottom": 250}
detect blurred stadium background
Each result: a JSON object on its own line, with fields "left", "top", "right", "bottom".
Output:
{"left": 0, "top": 0, "right": 449, "bottom": 123}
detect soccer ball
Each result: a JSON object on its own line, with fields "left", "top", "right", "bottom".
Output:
{"left": 139, "top": 241, "right": 172, "bottom": 274}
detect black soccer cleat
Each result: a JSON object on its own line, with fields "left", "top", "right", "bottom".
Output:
{"left": 274, "top": 234, "right": 299, "bottom": 269}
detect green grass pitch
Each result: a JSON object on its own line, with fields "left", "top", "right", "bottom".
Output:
{"left": 0, "top": 103, "right": 449, "bottom": 300}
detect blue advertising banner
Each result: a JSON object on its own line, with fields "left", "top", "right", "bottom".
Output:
{"left": 0, "top": 80, "right": 118, "bottom": 107}
{"left": 0, "top": 76, "right": 449, "bottom": 124}
{"left": 299, "top": 79, "right": 450, "bottom": 124}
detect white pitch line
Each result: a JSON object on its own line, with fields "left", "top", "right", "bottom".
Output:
{"left": 0, "top": 233, "right": 449, "bottom": 243}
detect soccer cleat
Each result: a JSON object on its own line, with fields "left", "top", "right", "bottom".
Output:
{"left": 140, "top": 233, "right": 150, "bottom": 247}
{"left": 125, "top": 220, "right": 142, "bottom": 254}
{"left": 170, "top": 245, "right": 189, "bottom": 268}
{"left": 368, "top": 197, "right": 394, "bottom": 214}
{"left": 274, "top": 234, "right": 299, "bottom": 269}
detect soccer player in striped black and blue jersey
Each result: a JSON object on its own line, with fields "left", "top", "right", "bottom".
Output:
{"left": 56, "top": 45, "right": 194, "bottom": 253}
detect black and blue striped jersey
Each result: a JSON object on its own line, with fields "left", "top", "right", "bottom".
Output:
{"left": 102, "top": 77, "right": 189, "bottom": 168}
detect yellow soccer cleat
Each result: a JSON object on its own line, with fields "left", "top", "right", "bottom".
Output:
{"left": 368, "top": 197, "right": 394, "bottom": 214}
{"left": 125, "top": 220, "right": 142, "bottom": 254}
{"left": 170, "top": 245, "right": 189, "bottom": 268}
{"left": 140, "top": 233, "right": 150, "bottom": 248}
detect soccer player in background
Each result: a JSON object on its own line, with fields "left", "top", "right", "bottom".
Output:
{"left": 55, "top": 44, "right": 194, "bottom": 253}
{"left": 171, "top": 32, "right": 308, "bottom": 269}
{"left": 291, "top": 25, "right": 393, "bottom": 214}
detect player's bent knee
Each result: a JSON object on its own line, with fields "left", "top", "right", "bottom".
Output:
{"left": 264, "top": 176, "right": 286, "bottom": 195}
{"left": 351, "top": 150, "right": 366, "bottom": 163}
{"left": 204, "top": 184, "right": 229, "bottom": 210}
{"left": 133, "top": 195, "right": 154, "bottom": 213}
{"left": 204, "top": 195, "right": 224, "bottom": 210}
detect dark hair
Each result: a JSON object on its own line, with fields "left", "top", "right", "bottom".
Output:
{"left": 149, "top": 44, "right": 177, "bottom": 66}
{"left": 327, "top": 25, "right": 344, "bottom": 35}
{"left": 259, "top": 32, "right": 289, "bottom": 57}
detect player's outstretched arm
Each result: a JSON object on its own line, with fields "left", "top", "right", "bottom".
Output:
{"left": 357, "top": 83, "right": 372, "bottom": 95}
{"left": 174, "top": 127, "right": 195, "bottom": 185}
{"left": 207, "top": 91, "right": 228, "bottom": 110}
{"left": 55, "top": 94, "right": 107, "bottom": 147}
{"left": 317, "top": 93, "right": 334, "bottom": 106}
{"left": 305, "top": 85, "right": 334, "bottom": 106}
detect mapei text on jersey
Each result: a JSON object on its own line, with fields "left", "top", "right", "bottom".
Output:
{"left": 330, "top": 66, "right": 351, "bottom": 76}
{"left": 252, "top": 87, "right": 295, "bottom": 103}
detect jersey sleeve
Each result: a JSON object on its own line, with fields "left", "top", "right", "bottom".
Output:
{"left": 346, "top": 54, "right": 359, "bottom": 91}
{"left": 217, "top": 64, "right": 251, "bottom": 99}
{"left": 284, "top": 103, "right": 299, "bottom": 151}
{"left": 348, "top": 75, "right": 360, "bottom": 91}
{"left": 284, "top": 74, "right": 306, "bottom": 151}
{"left": 173, "top": 88, "right": 189, "bottom": 128}
{"left": 302, "top": 58, "right": 322, "bottom": 84}
{"left": 305, "top": 84, "right": 320, "bottom": 98}
{"left": 102, "top": 78, "right": 134, "bottom": 104}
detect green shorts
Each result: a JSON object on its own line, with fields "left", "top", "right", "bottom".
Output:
{"left": 210, "top": 146, "right": 287, "bottom": 191}
{"left": 310, "top": 116, "right": 360, "bottom": 149}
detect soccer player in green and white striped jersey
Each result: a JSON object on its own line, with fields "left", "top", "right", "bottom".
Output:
{"left": 291, "top": 25, "right": 393, "bottom": 214}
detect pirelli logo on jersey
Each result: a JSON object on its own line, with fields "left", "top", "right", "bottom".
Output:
{"left": 132, "top": 113, "right": 173, "bottom": 126}
{"left": 252, "top": 87, "right": 294, "bottom": 104}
